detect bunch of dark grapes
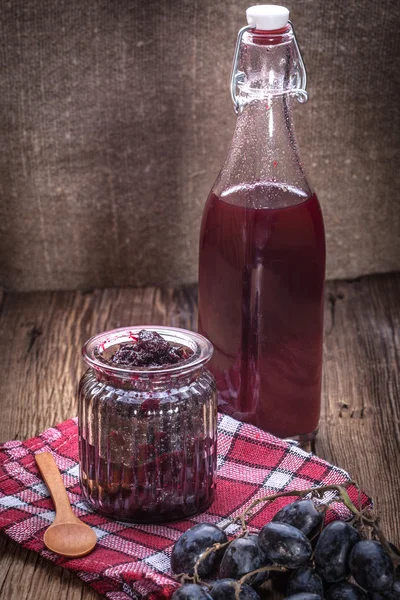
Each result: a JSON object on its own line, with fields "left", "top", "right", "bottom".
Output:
{"left": 170, "top": 494, "right": 400, "bottom": 600}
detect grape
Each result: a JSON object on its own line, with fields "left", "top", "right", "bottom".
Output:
{"left": 286, "top": 567, "right": 324, "bottom": 596}
{"left": 314, "top": 521, "right": 360, "bottom": 582}
{"left": 210, "top": 578, "right": 261, "bottom": 600}
{"left": 273, "top": 500, "right": 323, "bottom": 538}
{"left": 172, "top": 584, "right": 214, "bottom": 600}
{"left": 284, "top": 594, "right": 322, "bottom": 600}
{"left": 372, "top": 579, "right": 400, "bottom": 600}
{"left": 219, "top": 535, "right": 269, "bottom": 587}
{"left": 258, "top": 522, "right": 312, "bottom": 568}
{"left": 171, "top": 523, "right": 228, "bottom": 578}
{"left": 325, "top": 581, "right": 368, "bottom": 600}
{"left": 349, "top": 540, "right": 394, "bottom": 592}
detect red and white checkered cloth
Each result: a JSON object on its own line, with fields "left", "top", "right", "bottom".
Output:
{"left": 0, "top": 415, "right": 371, "bottom": 600}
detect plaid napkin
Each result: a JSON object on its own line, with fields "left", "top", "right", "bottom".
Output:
{"left": 0, "top": 415, "right": 371, "bottom": 600}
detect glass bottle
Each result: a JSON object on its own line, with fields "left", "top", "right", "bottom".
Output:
{"left": 198, "top": 5, "right": 325, "bottom": 441}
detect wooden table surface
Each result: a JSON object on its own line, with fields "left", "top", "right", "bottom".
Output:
{"left": 0, "top": 273, "right": 399, "bottom": 599}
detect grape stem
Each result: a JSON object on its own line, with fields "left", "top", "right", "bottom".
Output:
{"left": 239, "top": 564, "right": 288, "bottom": 584}
{"left": 232, "top": 481, "right": 357, "bottom": 525}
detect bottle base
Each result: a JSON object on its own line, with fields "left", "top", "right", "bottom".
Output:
{"left": 284, "top": 428, "right": 318, "bottom": 444}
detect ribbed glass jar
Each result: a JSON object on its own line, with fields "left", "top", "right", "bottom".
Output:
{"left": 78, "top": 326, "right": 217, "bottom": 523}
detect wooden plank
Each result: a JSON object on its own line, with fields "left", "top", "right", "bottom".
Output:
{"left": 317, "top": 273, "right": 400, "bottom": 545}
{"left": 0, "top": 275, "right": 399, "bottom": 599}
{"left": 0, "top": 537, "right": 99, "bottom": 600}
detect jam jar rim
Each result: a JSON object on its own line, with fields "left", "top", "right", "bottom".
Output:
{"left": 82, "top": 325, "right": 214, "bottom": 378}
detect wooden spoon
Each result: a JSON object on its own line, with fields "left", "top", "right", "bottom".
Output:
{"left": 35, "top": 452, "right": 97, "bottom": 558}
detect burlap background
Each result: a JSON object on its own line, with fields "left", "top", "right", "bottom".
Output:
{"left": 0, "top": 0, "right": 399, "bottom": 292}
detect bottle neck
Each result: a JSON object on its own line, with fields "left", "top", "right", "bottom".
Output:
{"left": 214, "top": 27, "right": 312, "bottom": 202}
{"left": 215, "top": 94, "right": 312, "bottom": 201}
{"left": 237, "top": 26, "right": 305, "bottom": 106}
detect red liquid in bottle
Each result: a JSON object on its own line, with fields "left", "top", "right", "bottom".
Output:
{"left": 198, "top": 182, "right": 325, "bottom": 439}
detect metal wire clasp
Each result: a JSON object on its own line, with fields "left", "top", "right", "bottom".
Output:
{"left": 230, "top": 25, "right": 254, "bottom": 114}
{"left": 230, "top": 21, "right": 309, "bottom": 114}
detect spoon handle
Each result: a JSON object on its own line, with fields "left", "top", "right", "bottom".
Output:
{"left": 35, "top": 452, "right": 76, "bottom": 523}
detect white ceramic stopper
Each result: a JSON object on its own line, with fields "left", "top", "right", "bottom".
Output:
{"left": 246, "top": 5, "right": 290, "bottom": 30}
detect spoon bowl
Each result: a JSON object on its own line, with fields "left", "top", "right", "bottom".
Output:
{"left": 44, "top": 521, "right": 97, "bottom": 558}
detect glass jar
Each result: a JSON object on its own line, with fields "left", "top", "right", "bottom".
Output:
{"left": 78, "top": 326, "right": 217, "bottom": 523}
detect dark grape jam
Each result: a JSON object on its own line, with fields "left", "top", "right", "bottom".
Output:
{"left": 98, "top": 329, "right": 193, "bottom": 368}
{"left": 78, "top": 326, "right": 217, "bottom": 523}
